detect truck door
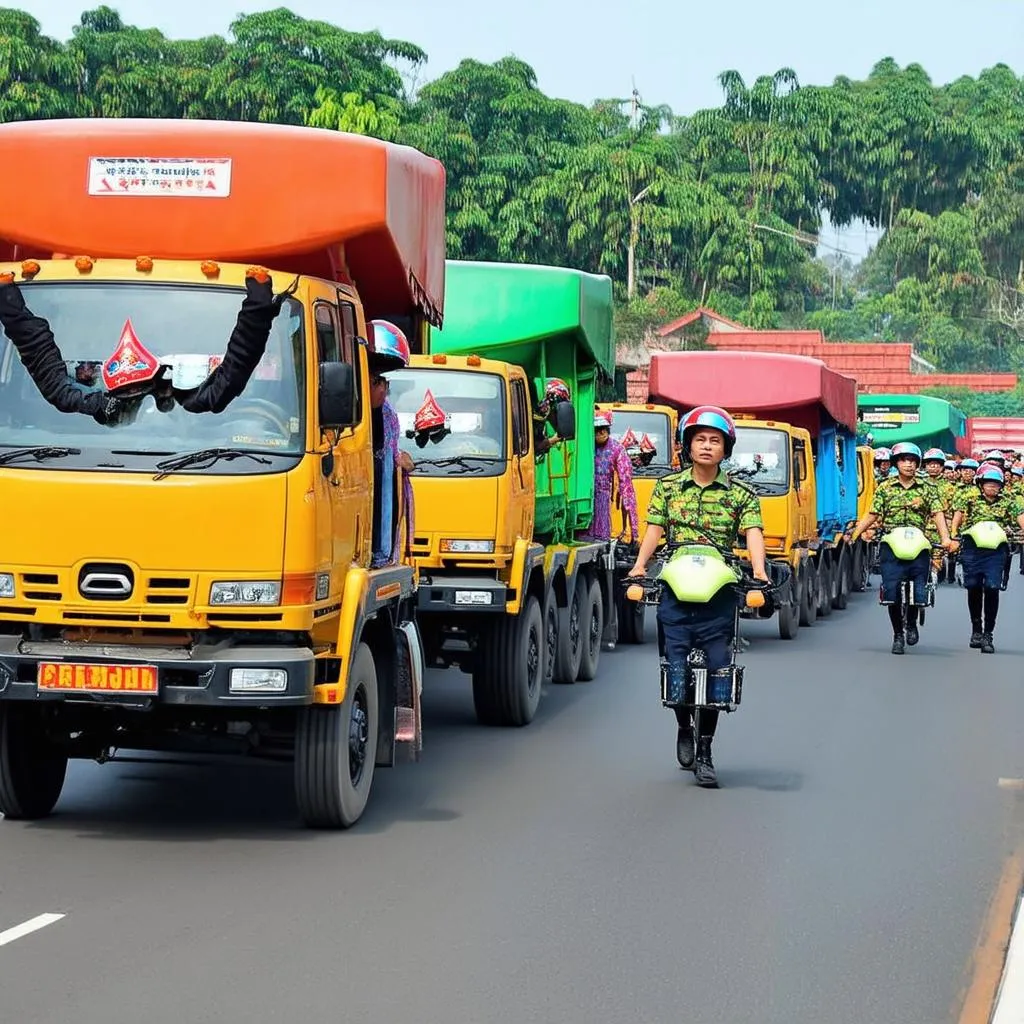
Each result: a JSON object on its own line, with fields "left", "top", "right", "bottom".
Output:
{"left": 310, "top": 285, "right": 370, "bottom": 575}
{"left": 509, "top": 373, "right": 535, "bottom": 540}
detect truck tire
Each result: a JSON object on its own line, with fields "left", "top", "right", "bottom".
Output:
{"left": 0, "top": 704, "right": 67, "bottom": 821}
{"left": 553, "top": 574, "right": 585, "bottom": 684}
{"left": 618, "top": 590, "right": 646, "bottom": 645}
{"left": 295, "top": 642, "right": 378, "bottom": 829}
{"left": 799, "top": 562, "right": 816, "bottom": 627}
{"left": 833, "top": 549, "right": 850, "bottom": 610}
{"left": 577, "top": 578, "right": 604, "bottom": 681}
{"left": 850, "top": 544, "right": 866, "bottom": 592}
{"left": 818, "top": 553, "right": 834, "bottom": 618}
{"left": 542, "top": 589, "right": 559, "bottom": 687}
{"left": 472, "top": 595, "right": 544, "bottom": 726}
{"left": 777, "top": 599, "right": 799, "bottom": 639}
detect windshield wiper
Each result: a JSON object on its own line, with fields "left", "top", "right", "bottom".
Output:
{"left": 0, "top": 445, "right": 82, "bottom": 466}
{"left": 153, "top": 447, "right": 274, "bottom": 480}
{"left": 412, "top": 455, "right": 494, "bottom": 474}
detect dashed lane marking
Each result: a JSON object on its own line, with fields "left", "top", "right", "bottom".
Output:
{"left": 0, "top": 913, "right": 65, "bottom": 947}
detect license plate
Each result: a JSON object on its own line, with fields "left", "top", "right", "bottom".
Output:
{"left": 37, "top": 662, "right": 158, "bottom": 695}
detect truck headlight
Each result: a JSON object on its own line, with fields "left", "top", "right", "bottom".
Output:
{"left": 0, "top": 574, "right": 14, "bottom": 598}
{"left": 209, "top": 581, "right": 281, "bottom": 606}
{"left": 229, "top": 668, "right": 287, "bottom": 693}
{"left": 439, "top": 539, "right": 495, "bottom": 554}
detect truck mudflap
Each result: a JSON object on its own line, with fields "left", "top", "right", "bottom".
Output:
{"left": 0, "top": 637, "right": 315, "bottom": 707}
{"left": 416, "top": 576, "right": 507, "bottom": 613}
{"left": 393, "top": 620, "right": 423, "bottom": 761}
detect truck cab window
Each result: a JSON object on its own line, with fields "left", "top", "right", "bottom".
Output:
{"left": 511, "top": 378, "right": 530, "bottom": 456}
{"left": 338, "top": 299, "right": 363, "bottom": 420}
{"left": 314, "top": 303, "right": 341, "bottom": 363}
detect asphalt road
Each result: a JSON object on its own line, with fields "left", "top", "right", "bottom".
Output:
{"left": 2, "top": 574, "right": 1024, "bottom": 1024}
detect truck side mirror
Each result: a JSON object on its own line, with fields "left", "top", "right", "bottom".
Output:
{"left": 319, "top": 361, "right": 355, "bottom": 428}
{"left": 554, "top": 401, "right": 576, "bottom": 441}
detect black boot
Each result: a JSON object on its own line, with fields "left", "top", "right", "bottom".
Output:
{"left": 905, "top": 623, "right": 919, "bottom": 647}
{"left": 694, "top": 736, "right": 718, "bottom": 788}
{"left": 970, "top": 621, "right": 983, "bottom": 648}
{"left": 981, "top": 632, "right": 995, "bottom": 654}
{"left": 891, "top": 633, "right": 905, "bottom": 655}
{"left": 676, "top": 719, "right": 695, "bottom": 770}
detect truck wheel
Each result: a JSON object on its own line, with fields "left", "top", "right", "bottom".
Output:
{"left": 777, "top": 599, "right": 799, "bottom": 639}
{"left": 542, "top": 590, "right": 559, "bottom": 687}
{"left": 472, "top": 595, "right": 544, "bottom": 726}
{"left": 833, "top": 549, "right": 850, "bottom": 609}
{"left": 295, "top": 642, "right": 378, "bottom": 829}
{"left": 618, "top": 591, "right": 646, "bottom": 645}
{"left": 553, "top": 575, "right": 585, "bottom": 683}
{"left": 850, "top": 544, "right": 866, "bottom": 592}
{"left": 577, "top": 579, "right": 604, "bottom": 681}
{"left": 0, "top": 704, "right": 68, "bottom": 821}
{"left": 817, "top": 554, "right": 834, "bottom": 618}
{"left": 799, "top": 563, "right": 816, "bottom": 627}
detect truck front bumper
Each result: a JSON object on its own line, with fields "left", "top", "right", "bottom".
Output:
{"left": 416, "top": 576, "right": 508, "bottom": 613}
{"left": 0, "top": 637, "right": 315, "bottom": 707}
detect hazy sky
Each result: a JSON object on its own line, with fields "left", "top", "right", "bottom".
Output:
{"left": 33, "top": 0, "right": 1024, "bottom": 257}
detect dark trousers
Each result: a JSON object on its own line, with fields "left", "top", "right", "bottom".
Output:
{"left": 879, "top": 547, "right": 929, "bottom": 635}
{"left": 961, "top": 537, "right": 1008, "bottom": 633}
{"left": 657, "top": 589, "right": 736, "bottom": 738}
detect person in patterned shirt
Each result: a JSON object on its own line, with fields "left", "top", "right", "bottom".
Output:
{"left": 849, "top": 441, "right": 953, "bottom": 655}
{"left": 950, "top": 464, "right": 1024, "bottom": 653}
{"left": 923, "top": 448, "right": 958, "bottom": 583}
{"left": 628, "top": 406, "right": 767, "bottom": 788}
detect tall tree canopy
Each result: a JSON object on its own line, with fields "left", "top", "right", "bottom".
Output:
{"left": 3, "top": 6, "right": 1023, "bottom": 369}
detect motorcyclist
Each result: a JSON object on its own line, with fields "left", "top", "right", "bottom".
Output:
{"left": 873, "top": 447, "right": 892, "bottom": 482}
{"left": 943, "top": 459, "right": 958, "bottom": 483}
{"left": 849, "top": 441, "right": 953, "bottom": 655}
{"left": 923, "top": 448, "right": 957, "bottom": 583}
{"left": 959, "top": 458, "right": 979, "bottom": 488}
{"left": 950, "top": 464, "right": 1024, "bottom": 653}
{"left": 628, "top": 406, "right": 769, "bottom": 788}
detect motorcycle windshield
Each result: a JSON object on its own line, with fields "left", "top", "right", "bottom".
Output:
{"left": 659, "top": 548, "right": 739, "bottom": 603}
{"left": 963, "top": 521, "right": 1009, "bottom": 550}
{"left": 882, "top": 527, "right": 931, "bottom": 560}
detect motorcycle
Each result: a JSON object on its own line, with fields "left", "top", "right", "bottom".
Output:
{"left": 623, "top": 545, "right": 777, "bottom": 761}
{"left": 879, "top": 526, "right": 944, "bottom": 630}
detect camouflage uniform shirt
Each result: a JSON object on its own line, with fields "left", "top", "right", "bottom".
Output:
{"left": 953, "top": 488, "right": 1024, "bottom": 532}
{"left": 925, "top": 477, "right": 957, "bottom": 542}
{"left": 870, "top": 476, "right": 943, "bottom": 533}
{"left": 646, "top": 468, "right": 763, "bottom": 553}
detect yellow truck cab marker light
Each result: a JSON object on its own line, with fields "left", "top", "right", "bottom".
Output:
{"left": 431, "top": 353, "right": 447, "bottom": 364}
{"left": 282, "top": 572, "right": 317, "bottom": 605}
{"left": 0, "top": 272, "right": 13, "bottom": 284}
{"left": 20, "top": 260, "right": 40, "bottom": 279}
{"left": 200, "top": 259, "right": 220, "bottom": 278}
{"left": 135, "top": 256, "right": 153, "bottom": 273}
{"left": 74, "top": 256, "right": 93, "bottom": 273}
{"left": 466, "top": 354, "right": 481, "bottom": 366}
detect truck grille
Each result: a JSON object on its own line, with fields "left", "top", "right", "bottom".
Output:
{"left": 20, "top": 572, "right": 61, "bottom": 602}
{"left": 145, "top": 577, "right": 191, "bottom": 605}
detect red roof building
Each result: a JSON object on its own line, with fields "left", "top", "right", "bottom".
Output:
{"left": 623, "top": 311, "right": 1017, "bottom": 402}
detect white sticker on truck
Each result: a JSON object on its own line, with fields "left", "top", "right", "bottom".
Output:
{"left": 87, "top": 157, "right": 232, "bottom": 197}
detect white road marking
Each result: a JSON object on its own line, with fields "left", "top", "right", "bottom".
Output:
{"left": 993, "top": 894, "right": 1024, "bottom": 1024}
{"left": 0, "top": 913, "right": 65, "bottom": 947}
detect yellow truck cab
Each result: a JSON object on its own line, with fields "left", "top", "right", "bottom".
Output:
{"left": 0, "top": 118, "right": 447, "bottom": 829}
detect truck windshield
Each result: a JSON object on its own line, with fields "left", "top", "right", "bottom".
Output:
{"left": 390, "top": 368, "right": 507, "bottom": 478}
{"left": 608, "top": 410, "right": 672, "bottom": 472}
{"left": 0, "top": 282, "right": 305, "bottom": 472}
{"left": 726, "top": 427, "right": 790, "bottom": 496}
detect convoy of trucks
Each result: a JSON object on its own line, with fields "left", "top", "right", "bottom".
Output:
{"left": 0, "top": 114, "right": 992, "bottom": 829}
